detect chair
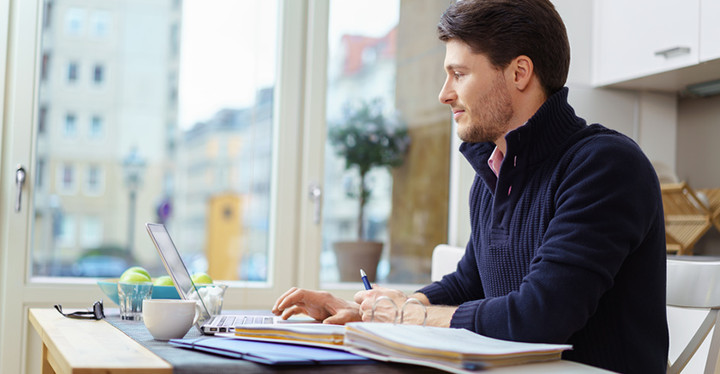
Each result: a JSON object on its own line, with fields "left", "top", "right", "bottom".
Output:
{"left": 699, "top": 188, "right": 720, "bottom": 234}
{"left": 430, "top": 244, "right": 464, "bottom": 282}
{"left": 661, "top": 182, "right": 713, "bottom": 255}
{"left": 667, "top": 258, "right": 720, "bottom": 373}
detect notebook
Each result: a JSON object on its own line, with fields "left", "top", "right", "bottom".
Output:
{"left": 145, "top": 222, "right": 292, "bottom": 334}
{"left": 344, "top": 322, "right": 572, "bottom": 371}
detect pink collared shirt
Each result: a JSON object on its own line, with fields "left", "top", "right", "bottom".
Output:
{"left": 488, "top": 146, "right": 504, "bottom": 177}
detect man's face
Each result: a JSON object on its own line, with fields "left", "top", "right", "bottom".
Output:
{"left": 438, "top": 39, "right": 514, "bottom": 144}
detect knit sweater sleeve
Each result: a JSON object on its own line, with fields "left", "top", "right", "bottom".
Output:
{"left": 417, "top": 240, "right": 485, "bottom": 305}
{"left": 450, "top": 134, "right": 662, "bottom": 343}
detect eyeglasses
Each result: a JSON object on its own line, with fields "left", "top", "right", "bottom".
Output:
{"left": 54, "top": 300, "right": 105, "bottom": 320}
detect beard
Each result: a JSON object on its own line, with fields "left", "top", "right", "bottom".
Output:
{"left": 456, "top": 73, "right": 514, "bottom": 143}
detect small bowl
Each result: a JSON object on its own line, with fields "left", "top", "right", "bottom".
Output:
{"left": 97, "top": 278, "right": 181, "bottom": 306}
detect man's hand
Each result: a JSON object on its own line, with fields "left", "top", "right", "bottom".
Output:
{"left": 354, "top": 287, "right": 456, "bottom": 327}
{"left": 272, "top": 287, "right": 362, "bottom": 324}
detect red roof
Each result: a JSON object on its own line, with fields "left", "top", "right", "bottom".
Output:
{"left": 340, "top": 26, "right": 397, "bottom": 76}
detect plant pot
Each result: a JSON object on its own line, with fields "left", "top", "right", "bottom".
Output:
{"left": 332, "top": 241, "right": 383, "bottom": 282}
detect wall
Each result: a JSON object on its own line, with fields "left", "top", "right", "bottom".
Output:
{"left": 677, "top": 95, "right": 720, "bottom": 255}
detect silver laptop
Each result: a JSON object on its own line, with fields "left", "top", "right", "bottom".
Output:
{"left": 145, "top": 222, "right": 282, "bottom": 334}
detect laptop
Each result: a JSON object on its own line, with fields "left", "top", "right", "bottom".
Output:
{"left": 145, "top": 222, "right": 290, "bottom": 334}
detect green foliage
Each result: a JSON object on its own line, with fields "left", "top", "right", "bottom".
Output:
{"left": 327, "top": 98, "right": 410, "bottom": 240}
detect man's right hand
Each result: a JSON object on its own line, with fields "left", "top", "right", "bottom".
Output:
{"left": 271, "top": 287, "right": 362, "bottom": 324}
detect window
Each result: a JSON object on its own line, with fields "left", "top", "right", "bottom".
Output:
{"left": 89, "top": 11, "right": 110, "bottom": 38}
{"left": 57, "top": 215, "right": 76, "bottom": 248}
{"left": 38, "top": 106, "right": 47, "bottom": 134}
{"left": 318, "top": 1, "right": 450, "bottom": 285}
{"left": 89, "top": 115, "right": 103, "bottom": 139}
{"left": 32, "top": 0, "right": 279, "bottom": 282}
{"left": 64, "top": 113, "right": 77, "bottom": 137}
{"left": 85, "top": 165, "right": 103, "bottom": 195}
{"left": 170, "top": 23, "right": 180, "bottom": 57}
{"left": 93, "top": 64, "right": 104, "bottom": 84}
{"left": 67, "top": 62, "right": 78, "bottom": 82}
{"left": 43, "top": 0, "right": 53, "bottom": 28}
{"left": 58, "top": 164, "right": 75, "bottom": 193}
{"left": 41, "top": 53, "right": 50, "bottom": 81}
{"left": 36, "top": 158, "right": 46, "bottom": 189}
{"left": 80, "top": 216, "right": 103, "bottom": 248}
{"left": 65, "top": 8, "right": 85, "bottom": 36}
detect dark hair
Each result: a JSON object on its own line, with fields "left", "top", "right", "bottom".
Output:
{"left": 437, "top": 0, "right": 570, "bottom": 96}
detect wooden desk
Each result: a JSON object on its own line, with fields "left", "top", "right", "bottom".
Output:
{"left": 29, "top": 308, "right": 172, "bottom": 374}
{"left": 29, "top": 308, "right": 611, "bottom": 374}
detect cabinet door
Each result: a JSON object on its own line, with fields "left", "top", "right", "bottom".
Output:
{"left": 594, "top": 0, "right": 700, "bottom": 86}
{"left": 700, "top": 0, "right": 720, "bottom": 61}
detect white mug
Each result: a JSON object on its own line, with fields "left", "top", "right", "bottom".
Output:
{"left": 142, "top": 299, "right": 198, "bottom": 340}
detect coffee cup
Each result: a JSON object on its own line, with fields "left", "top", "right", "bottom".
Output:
{"left": 142, "top": 299, "right": 198, "bottom": 340}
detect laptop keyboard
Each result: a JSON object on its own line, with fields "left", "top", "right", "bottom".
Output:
{"left": 205, "top": 315, "right": 274, "bottom": 333}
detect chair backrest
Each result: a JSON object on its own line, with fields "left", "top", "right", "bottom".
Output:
{"left": 661, "top": 182, "right": 713, "bottom": 255}
{"left": 667, "top": 257, "right": 720, "bottom": 374}
{"left": 430, "top": 244, "right": 464, "bottom": 282}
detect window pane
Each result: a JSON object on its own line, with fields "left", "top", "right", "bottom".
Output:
{"left": 32, "top": 0, "right": 278, "bottom": 282}
{"left": 321, "top": 1, "right": 451, "bottom": 285}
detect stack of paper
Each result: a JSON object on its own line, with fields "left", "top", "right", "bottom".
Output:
{"left": 344, "top": 323, "right": 572, "bottom": 372}
{"left": 233, "top": 323, "right": 346, "bottom": 348}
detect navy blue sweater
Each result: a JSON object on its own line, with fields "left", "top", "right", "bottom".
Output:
{"left": 419, "top": 88, "right": 668, "bottom": 373}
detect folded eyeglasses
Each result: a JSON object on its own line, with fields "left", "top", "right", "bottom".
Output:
{"left": 54, "top": 300, "right": 105, "bottom": 320}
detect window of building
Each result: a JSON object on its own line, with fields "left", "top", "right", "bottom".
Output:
{"left": 90, "top": 11, "right": 110, "bottom": 38}
{"left": 65, "top": 8, "right": 85, "bottom": 36}
{"left": 58, "top": 164, "right": 75, "bottom": 193}
{"left": 36, "top": 158, "right": 46, "bottom": 189}
{"left": 43, "top": 0, "right": 53, "bottom": 28}
{"left": 38, "top": 106, "right": 48, "bottom": 134}
{"left": 57, "top": 215, "right": 76, "bottom": 248}
{"left": 86, "top": 165, "right": 103, "bottom": 195}
{"left": 67, "top": 62, "right": 78, "bottom": 82}
{"left": 41, "top": 53, "right": 50, "bottom": 81}
{"left": 80, "top": 216, "right": 103, "bottom": 249}
{"left": 93, "top": 64, "right": 104, "bottom": 84}
{"left": 89, "top": 115, "right": 103, "bottom": 139}
{"left": 64, "top": 113, "right": 77, "bottom": 137}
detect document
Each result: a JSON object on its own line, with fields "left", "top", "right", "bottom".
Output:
{"left": 344, "top": 322, "right": 572, "bottom": 372}
{"left": 233, "top": 323, "right": 346, "bottom": 347}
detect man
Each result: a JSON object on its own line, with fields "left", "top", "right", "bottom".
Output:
{"left": 273, "top": 0, "right": 668, "bottom": 372}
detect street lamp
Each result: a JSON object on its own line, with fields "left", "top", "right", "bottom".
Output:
{"left": 122, "top": 147, "right": 146, "bottom": 256}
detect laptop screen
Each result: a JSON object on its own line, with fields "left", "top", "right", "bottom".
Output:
{"left": 145, "top": 222, "right": 212, "bottom": 327}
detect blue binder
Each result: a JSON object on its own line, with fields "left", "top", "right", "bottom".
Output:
{"left": 169, "top": 337, "right": 373, "bottom": 366}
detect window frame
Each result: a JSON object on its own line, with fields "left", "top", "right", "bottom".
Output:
{"left": 0, "top": 1, "right": 309, "bottom": 372}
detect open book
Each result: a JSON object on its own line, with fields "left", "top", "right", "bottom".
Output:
{"left": 344, "top": 323, "right": 572, "bottom": 372}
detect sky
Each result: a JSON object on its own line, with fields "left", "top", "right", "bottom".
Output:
{"left": 177, "top": 0, "right": 398, "bottom": 130}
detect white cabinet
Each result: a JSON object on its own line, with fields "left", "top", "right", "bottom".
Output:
{"left": 593, "top": 0, "right": 700, "bottom": 87}
{"left": 700, "top": 0, "right": 720, "bottom": 62}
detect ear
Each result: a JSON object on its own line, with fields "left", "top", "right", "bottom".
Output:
{"left": 509, "top": 55, "right": 534, "bottom": 91}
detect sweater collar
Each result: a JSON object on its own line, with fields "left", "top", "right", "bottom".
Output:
{"left": 460, "top": 87, "right": 586, "bottom": 174}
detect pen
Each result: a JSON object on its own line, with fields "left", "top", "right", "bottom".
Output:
{"left": 360, "top": 269, "right": 372, "bottom": 290}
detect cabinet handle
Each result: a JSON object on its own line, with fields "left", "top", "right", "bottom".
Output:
{"left": 654, "top": 46, "right": 691, "bottom": 58}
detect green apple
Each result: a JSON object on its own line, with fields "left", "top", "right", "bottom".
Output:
{"left": 153, "top": 275, "right": 174, "bottom": 286}
{"left": 120, "top": 266, "right": 152, "bottom": 283}
{"left": 123, "top": 266, "right": 151, "bottom": 280}
{"left": 191, "top": 272, "right": 213, "bottom": 284}
{"left": 119, "top": 271, "right": 152, "bottom": 283}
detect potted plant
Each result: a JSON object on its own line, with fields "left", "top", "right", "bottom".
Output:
{"left": 328, "top": 98, "right": 410, "bottom": 282}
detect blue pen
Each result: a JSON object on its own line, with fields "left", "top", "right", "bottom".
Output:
{"left": 360, "top": 269, "right": 372, "bottom": 290}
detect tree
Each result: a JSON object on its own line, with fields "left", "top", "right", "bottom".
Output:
{"left": 328, "top": 98, "right": 410, "bottom": 240}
